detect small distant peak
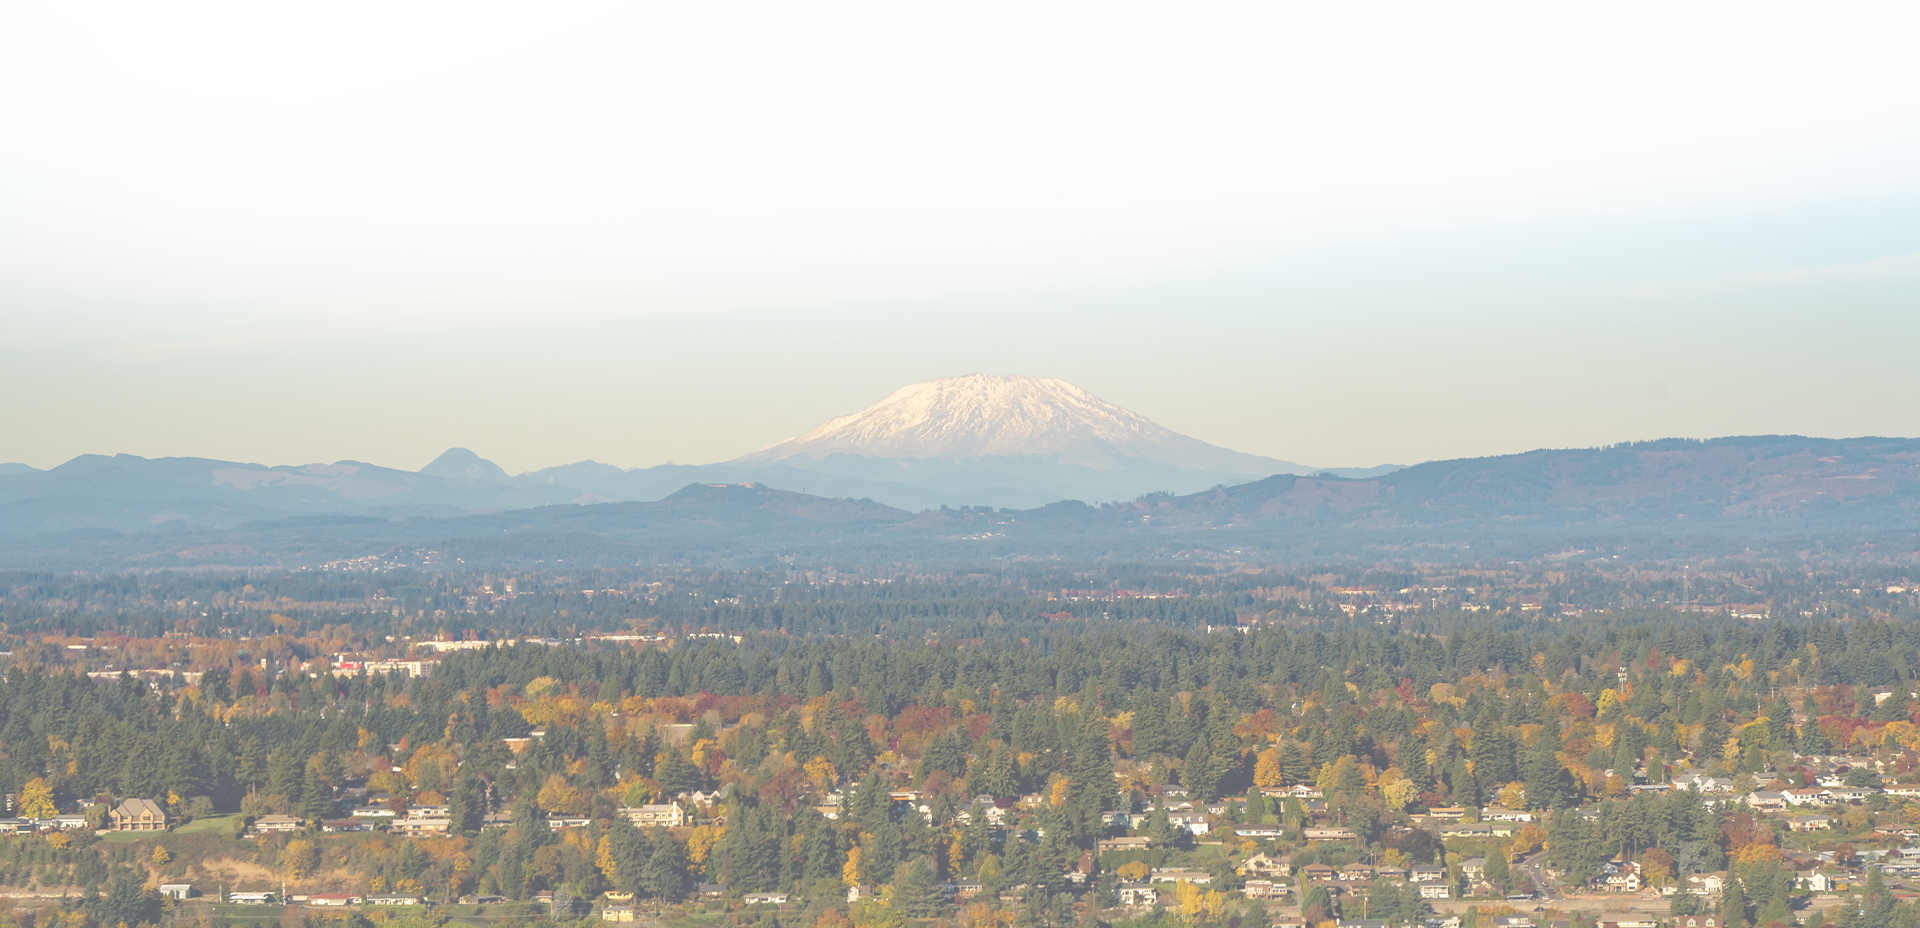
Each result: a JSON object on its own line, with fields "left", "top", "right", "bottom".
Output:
{"left": 418, "top": 448, "right": 511, "bottom": 483}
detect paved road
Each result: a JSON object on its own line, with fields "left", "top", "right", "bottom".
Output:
{"left": 1522, "top": 852, "right": 1558, "bottom": 900}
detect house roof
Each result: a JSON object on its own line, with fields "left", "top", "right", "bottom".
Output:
{"left": 115, "top": 798, "right": 166, "bottom": 817}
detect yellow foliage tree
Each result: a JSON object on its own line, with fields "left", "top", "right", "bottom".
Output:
{"left": 850, "top": 899, "right": 905, "bottom": 928}
{"left": 1049, "top": 775, "right": 1071, "bottom": 806}
{"left": 1381, "top": 779, "right": 1419, "bottom": 811}
{"left": 536, "top": 774, "right": 581, "bottom": 814}
{"left": 1175, "top": 884, "right": 1227, "bottom": 926}
{"left": 843, "top": 845, "right": 864, "bottom": 885}
{"left": 1118, "top": 861, "right": 1149, "bottom": 881}
{"left": 1253, "top": 747, "right": 1284, "bottom": 788}
{"left": 151, "top": 845, "right": 171, "bottom": 864}
{"left": 806, "top": 756, "right": 839, "bottom": 792}
{"left": 1496, "top": 782, "right": 1527, "bottom": 809}
{"left": 18, "top": 778, "right": 56, "bottom": 820}
{"left": 597, "top": 834, "right": 619, "bottom": 884}
{"left": 283, "top": 839, "right": 318, "bottom": 879}
{"left": 686, "top": 824, "right": 724, "bottom": 874}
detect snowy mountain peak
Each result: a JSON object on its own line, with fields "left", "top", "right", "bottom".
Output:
{"left": 737, "top": 374, "right": 1289, "bottom": 474}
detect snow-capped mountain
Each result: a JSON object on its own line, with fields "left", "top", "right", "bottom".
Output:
{"left": 738, "top": 373, "right": 1293, "bottom": 473}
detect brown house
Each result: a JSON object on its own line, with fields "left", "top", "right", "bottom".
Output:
{"left": 111, "top": 798, "right": 169, "bottom": 832}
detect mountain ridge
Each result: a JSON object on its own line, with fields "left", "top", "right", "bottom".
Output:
{"left": 2, "top": 434, "right": 1918, "bottom": 569}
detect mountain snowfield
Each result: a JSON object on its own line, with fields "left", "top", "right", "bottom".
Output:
{"left": 739, "top": 373, "right": 1289, "bottom": 474}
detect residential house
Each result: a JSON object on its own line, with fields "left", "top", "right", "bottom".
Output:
{"left": 1167, "top": 812, "right": 1211, "bottom": 835}
{"left": 847, "top": 885, "right": 875, "bottom": 904}
{"left": 1425, "top": 807, "right": 1467, "bottom": 821}
{"left": 1099, "top": 836, "right": 1154, "bottom": 854}
{"left": 1410, "top": 867, "right": 1446, "bottom": 883}
{"left": 110, "top": 798, "right": 168, "bottom": 832}
{"left": 1460, "top": 859, "right": 1487, "bottom": 882}
{"left": 368, "top": 895, "right": 423, "bottom": 906}
{"left": 744, "top": 893, "right": 789, "bottom": 905}
{"left": 1784, "top": 788, "right": 1833, "bottom": 806}
{"left": 1303, "top": 827, "right": 1358, "bottom": 841}
{"left": 1235, "top": 825, "right": 1285, "bottom": 838}
{"left": 1420, "top": 884, "right": 1453, "bottom": 900}
{"left": 391, "top": 817, "right": 450, "bottom": 836}
{"left": 1341, "top": 864, "right": 1376, "bottom": 883}
{"left": 307, "top": 894, "right": 361, "bottom": 906}
{"left": 49, "top": 814, "right": 88, "bottom": 830}
{"left": 1339, "top": 921, "right": 1388, "bottom": 928}
{"left": 1676, "top": 918, "right": 1720, "bottom": 928}
{"left": 947, "top": 880, "right": 984, "bottom": 900}
{"left": 1290, "top": 785, "right": 1325, "bottom": 799}
{"left": 623, "top": 804, "right": 687, "bottom": 828}
{"left": 229, "top": 891, "right": 277, "bottom": 904}
{"left": 1884, "top": 784, "right": 1920, "bottom": 799}
{"left": 604, "top": 905, "right": 638, "bottom": 922}
{"left": 253, "top": 814, "right": 301, "bottom": 833}
{"left": 1481, "top": 809, "right": 1533, "bottom": 822}
{"left": 1601, "top": 862, "right": 1641, "bottom": 893}
{"left": 1804, "top": 872, "right": 1837, "bottom": 893}
{"left": 1244, "top": 853, "right": 1289, "bottom": 877}
{"left": 159, "top": 885, "right": 193, "bottom": 901}
{"left": 321, "top": 819, "right": 373, "bottom": 833}
{"left": 1830, "top": 787, "right": 1877, "bottom": 804}
{"left": 1375, "top": 866, "right": 1408, "bottom": 883}
{"left": 546, "top": 815, "right": 592, "bottom": 830}
{"left": 1151, "top": 869, "right": 1212, "bottom": 885}
{"left": 696, "top": 883, "right": 726, "bottom": 898}
{"left": 1118, "top": 883, "right": 1160, "bottom": 907}
{"left": 1243, "top": 879, "right": 1287, "bottom": 901}
{"left": 1787, "top": 815, "right": 1834, "bottom": 832}
{"left": 1745, "top": 792, "right": 1787, "bottom": 812}
{"left": 1687, "top": 872, "right": 1727, "bottom": 897}
{"left": 351, "top": 806, "right": 398, "bottom": 819}
{"left": 1302, "top": 865, "right": 1339, "bottom": 884}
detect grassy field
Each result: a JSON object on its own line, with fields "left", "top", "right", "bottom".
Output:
{"left": 173, "top": 813, "right": 241, "bottom": 835}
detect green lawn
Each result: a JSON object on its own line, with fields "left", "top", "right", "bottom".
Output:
{"left": 174, "top": 813, "right": 241, "bottom": 835}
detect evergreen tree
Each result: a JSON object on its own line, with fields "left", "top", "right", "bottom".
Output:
{"left": 893, "top": 858, "right": 946, "bottom": 917}
{"left": 1522, "top": 733, "right": 1570, "bottom": 809}
{"left": 1185, "top": 738, "right": 1218, "bottom": 801}
{"left": 1720, "top": 873, "right": 1748, "bottom": 928}
{"left": 1400, "top": 741, "right": 1430, "bottom": 791}
{"left": 1280, "top": 741, "right": 1311, "bottom": 787}
{"left": 1069, "top": 710, "right": 1114, "bottom": 834}
{"left": 642, "top": 832, "right": 688, "bottom": 899}
{"left": 1485, "top": 851, "right": 1511, "bottom": 893}
{"left": 657, "top": 750, "right": 702, "bottom": 796}
{"left": 450, "top": 767, "right": 486, "bottom": 834}
{"left": 299, "top": 762, "right": 332, "bottom": 821}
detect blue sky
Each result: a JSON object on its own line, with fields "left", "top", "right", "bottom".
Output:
{"left": 3, "top": 2, "right": 1918, "bottom": 473}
